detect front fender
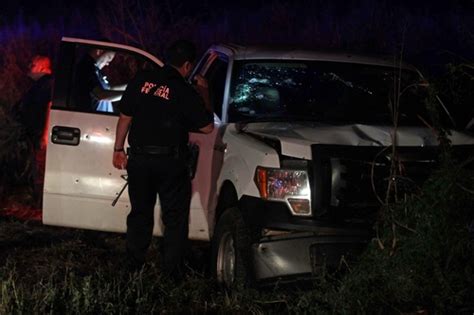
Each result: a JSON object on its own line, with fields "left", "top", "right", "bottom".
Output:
{"left": 218, "top": 124, "right": 280, "bottom": 199}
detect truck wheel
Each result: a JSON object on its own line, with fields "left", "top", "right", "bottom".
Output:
{"left": 211, "top": 207, "right": 253, "bottom": 289}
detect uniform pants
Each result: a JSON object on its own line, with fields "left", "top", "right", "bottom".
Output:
{"left": 126, "top": 153, "right": 191, "bottom": 276}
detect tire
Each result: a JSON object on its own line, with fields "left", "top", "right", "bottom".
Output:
{"left": 211, "top": 206, "right": 253, "bottom": 289}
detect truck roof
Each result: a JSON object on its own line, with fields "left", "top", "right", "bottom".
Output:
{"left": 212, "top": 43, "right": 416, "bottom": 70}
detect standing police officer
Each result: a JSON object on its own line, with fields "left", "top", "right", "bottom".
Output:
{"left": 112, "top": 40, "right": 214, "bottom": 278}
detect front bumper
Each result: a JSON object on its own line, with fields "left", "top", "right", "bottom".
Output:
{"left": 253, "top": 231, "right": 368, "bottom": 281}
{"left": 239, "top": 196, "right": 371, "bottom": 281}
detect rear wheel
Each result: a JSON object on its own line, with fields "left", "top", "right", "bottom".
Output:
{"left": 211, "top": 207, "right": 253, "bottom": 289}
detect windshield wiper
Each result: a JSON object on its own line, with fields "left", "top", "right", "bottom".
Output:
{"left": 237, "top": 115, "right": 321, "bottom": 124}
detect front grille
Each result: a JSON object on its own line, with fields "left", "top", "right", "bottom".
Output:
{"left": 335, "top": 158, "right": 434, "bottom": 208}
{"left": 310, "top": 145, "right": 439, "bottom": 218}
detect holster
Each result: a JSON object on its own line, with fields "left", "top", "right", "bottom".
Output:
{"left": 186, "top": 143, "right": 200, "bottom": 179}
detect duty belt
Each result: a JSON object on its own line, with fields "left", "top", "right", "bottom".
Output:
{"left": 128, "top": 145, "right": 179, "bottom": 156}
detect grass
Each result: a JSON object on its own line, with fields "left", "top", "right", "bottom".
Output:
{"left": 0, "top": 217, "right": 302, "bottom": 314}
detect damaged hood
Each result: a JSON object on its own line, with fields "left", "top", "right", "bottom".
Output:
{"left": 242, "top": 122, "right": 474, "bottom": 159}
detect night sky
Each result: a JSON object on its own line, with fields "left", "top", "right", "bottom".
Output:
{"left": 1, "top": 0, "right": 473, "bottom": 71}
{"left": 3, "top": 0, "right": 473, "bottom": 25}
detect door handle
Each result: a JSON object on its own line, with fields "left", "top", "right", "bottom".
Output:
{"left": 51, "top": 126, "right": 81, "bottom": 146}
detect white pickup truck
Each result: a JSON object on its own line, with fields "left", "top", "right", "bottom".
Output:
{"left": 43, "top": 38, "right": 474, "bottom": 287}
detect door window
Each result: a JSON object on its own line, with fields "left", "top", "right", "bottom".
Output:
{"left": 54, "top": 44, "right": 157, "bottom": 116}
{"left": 202, "top": 54, "right": 228, "bottom": 119}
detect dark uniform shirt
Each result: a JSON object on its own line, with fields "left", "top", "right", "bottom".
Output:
{"left": 119, "top": 65, "right": 213, "bottom": 147}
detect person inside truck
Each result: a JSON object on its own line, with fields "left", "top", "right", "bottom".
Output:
{"left": 73, "top": 47, "right": 127, "bottom": 113}
{"left": 112, "top": 39, "right": 214, "bottom": 280}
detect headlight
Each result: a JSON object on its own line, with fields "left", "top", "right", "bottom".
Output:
{"left": 254, "top": 166, "right": 311, "bottom": 216}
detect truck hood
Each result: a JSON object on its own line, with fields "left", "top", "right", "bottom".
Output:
{"left": 242, "top": 122, "right": 474, "bottom": 160}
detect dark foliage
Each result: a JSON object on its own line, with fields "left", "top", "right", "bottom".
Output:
{"left": 0, "top": 108, "right": 32, "bottom": 204}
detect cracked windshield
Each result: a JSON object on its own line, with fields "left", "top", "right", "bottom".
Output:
{"left": 229, "top": 60, "right": 432, "bottom": 126}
